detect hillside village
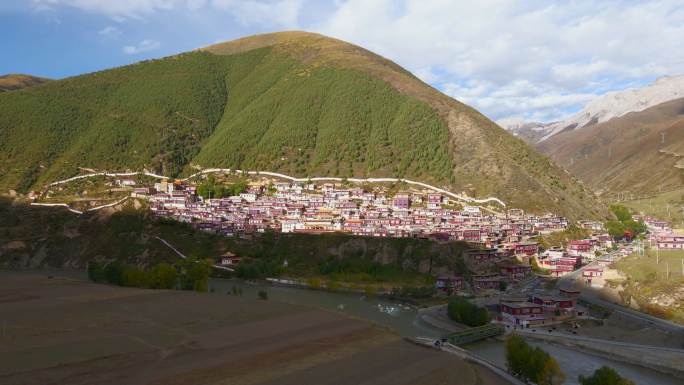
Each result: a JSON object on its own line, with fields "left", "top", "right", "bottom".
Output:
{"left": 103, "top": 175, "right": 641, "bottom": 327}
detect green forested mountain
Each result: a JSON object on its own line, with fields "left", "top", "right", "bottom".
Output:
{"left": 0, "top": 31, "right": 604, "bottom": 218}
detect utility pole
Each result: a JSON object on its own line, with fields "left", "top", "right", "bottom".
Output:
{"left": 666, "top": 261, "right": 669, "bottom": 280}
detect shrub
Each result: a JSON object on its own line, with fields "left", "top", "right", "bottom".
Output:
{"left": 447, "top": 297, "right": 490, "bottom": 327}
{"left": 87, "top": 261, "right": 105, "bottom": 283}
{"left": 148, "top": 263, "right": 178, "bottom": 289}
{"left": 308, "top": 278, "right": 322, "bottom": 289}
{"left": 506, "top": 334, "right": 565, "bottom": 385}
{"left": 579, "top": 366, "right": 635, "bottom": 385}
{"left": 122, "top": 265, "right": 147, "bottom": 288}
{"left": 103, "top": 261, "right": 125, "bottom": 286}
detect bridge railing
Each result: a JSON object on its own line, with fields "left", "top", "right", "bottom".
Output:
{"left": 447, "top": 324, "right": 505, "bottom": 345}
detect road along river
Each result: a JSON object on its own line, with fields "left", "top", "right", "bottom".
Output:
{"left": 217, "top": 279, "right": 684, "bottom": 385}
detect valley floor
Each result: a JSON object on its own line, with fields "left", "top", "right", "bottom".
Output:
{"left": 0, "top": 272, "right": 509, "bottom": 385}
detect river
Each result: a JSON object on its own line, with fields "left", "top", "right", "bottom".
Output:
{"left": 7, "top": 270, "right": 681, "bottom": 385}
{"left": 215, "top": 278, "right": 683, "bottom": 385}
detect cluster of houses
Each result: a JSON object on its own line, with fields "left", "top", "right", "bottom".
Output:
{"left": 126, "top": 176, "right": 626, "bottom": 326}
{"left": 636, "top": 215, "right": 684, "bottom": 249}
{"left": 498, "top": 287, "right": 584, "bottom": 327}
{"left": 130, "top": 178, "right": 570, "bottom": 245}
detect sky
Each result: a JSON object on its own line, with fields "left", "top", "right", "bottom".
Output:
{"left": 2, "top": 0, "right": 684, "bottom": 123}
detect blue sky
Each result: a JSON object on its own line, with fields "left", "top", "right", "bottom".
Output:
{"left": 2, "top": 0, "right": 684, "bottom": 123}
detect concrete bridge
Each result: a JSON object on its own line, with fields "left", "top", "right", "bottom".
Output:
{"left": 446, "top": 324, "right": 505, "bottom": 345}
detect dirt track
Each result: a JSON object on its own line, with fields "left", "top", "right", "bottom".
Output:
{"left": 0, "top": 273, "right": 510, "bottom": 385}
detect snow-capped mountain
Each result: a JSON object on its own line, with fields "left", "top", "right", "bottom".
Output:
{"left": 499, "top": 75, "right": 684, "bottom": 143}
{"left": 538, "top": 75, "right": 684, "bottom": 141}
{"left": 496, "top": 117, "right": 555, "bottom": 143}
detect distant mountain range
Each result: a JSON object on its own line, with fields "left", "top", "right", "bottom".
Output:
{"left": 499, "top": 75, "right": 684, "bottom": 144}
{"left": 538, "top": 97, "right": 684, "bottom": 197}
{"left": 0, "top": 31, "right": 604, "bottom": 218}
{"left": 498, "top": 75, "right": 684, "bottom": 197}
{"left": 0, "top": 74, "right": 50, "bottom": 92}
{"left": 495, "top": 118, "right": 554, "bottom": 144}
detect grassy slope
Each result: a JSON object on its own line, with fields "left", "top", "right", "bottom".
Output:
{"left": 615, "top": 249, "right": 684, "bottom": 322}
{"left": 0, "top": 31, "right": 604, "bottom": 218}
{"left": 0, "top": 48, "right": 453, "bottom": 193}
{"left": 621, "top": 187, "right": 684, "bottom": 229}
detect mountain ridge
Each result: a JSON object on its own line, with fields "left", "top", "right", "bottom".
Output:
{"left": 0, "top": 74, "right": 50, "bottom": 92}
{"left": 500, "top": 75, "right": 684, "bottom": 144}
{"left": 0, "top": 31, "right": 605, "bottom": 219}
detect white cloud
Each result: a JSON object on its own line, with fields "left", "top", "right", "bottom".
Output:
{"left": 123, "top": 39, "right": 160, "bottom": 54}
{"left": 98, "top": 25, "right": 122, "bottom": 37}
{"left": 32, "top": 0, "right": 183, "bottom": 20}
{"left": 31, "top": 0, "right": 303, "bottom": 25}
{"left": 211, "top": 0, "right": 304, "bottom": 28}
{"left": 26, "top": 0, "right": 684, "bottom": 123}
{"left": 313, "top": 0, "right": 684, "bottom": 122}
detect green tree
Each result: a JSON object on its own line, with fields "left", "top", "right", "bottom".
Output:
{"left": 122, "top": 265, "right": 147, "bottom": 287}
{"left": 539, "top": 353, "right": 565, "bottom": 385}
{"left": 447, "top": 297, "right": 490, "bottom": 327}
{"left": 605, "top": 221, "right": 626, "bottom": 239}
{"left": 103, "top": 261, "right": 125, "bottom": 286}
{"left": 87, "top": 261, "right": 105, "bottom": 283}
{"left": 609, "top": 204, "right": 632, "bottom": 222}
{"left": 506, "top": 334, "right": 565, "bottom": 385}
{"left": 623, "top": 219, "right": 647, "bottom": 236}
{"left": 148, "top": 262, "right": 178, "bottom": 289}
{"left": 178, "top": 257, "right": 213, "bottom": 292}
{"left": 579, "top": 366, "right": 635, "bottom": 385}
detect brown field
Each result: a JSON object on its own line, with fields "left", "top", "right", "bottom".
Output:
{"left": 0, "top": 273, "right": 509, "bottom": 385}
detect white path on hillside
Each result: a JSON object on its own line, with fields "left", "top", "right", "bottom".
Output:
{"left": 30, "top": 196, "right": 130, "bottom": 215}
{"left": 48, "top": 171, "right": 167, "bottom": 186}
{"left": 30, "top": 202, "right": 84, "bottom": 215}
{"left": 85, "top": 197, "right": 129, "bottom": 212}
{"left": 154, "top": 236, "right": 234, "bottom": 272}
{"left": 47, "top": 168, "right": 506, "bottom": 208}
{"left": 183, "top": 169, "right": 506, "bottom": 207}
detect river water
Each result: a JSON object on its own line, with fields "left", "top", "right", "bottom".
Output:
{"left": 214, "top": 278, "right": 683, "bottom": 385}
{"left": 8, "top": 271, "right": 681, "bottom": 385}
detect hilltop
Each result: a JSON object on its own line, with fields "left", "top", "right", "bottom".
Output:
{"left": 0, "top": 31, "right": 604, "bottom": 218}
{"left": 0, "top": 74, "right": 50, "bottom": 92}
{"left": 538, "top": 97, "right": 684, "bottom": 197}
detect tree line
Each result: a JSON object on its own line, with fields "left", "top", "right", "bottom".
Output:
{"left": 87, "top": 257, "right": 213, "bottom": 292}
{"left": 196, "top": 174, "right": 248, "bottom": 199}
